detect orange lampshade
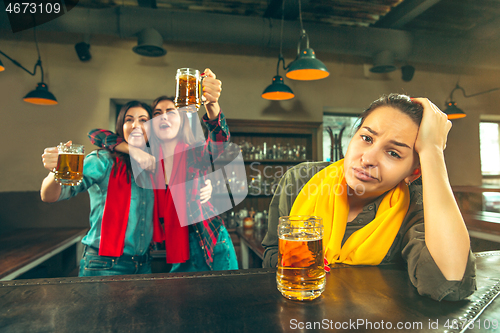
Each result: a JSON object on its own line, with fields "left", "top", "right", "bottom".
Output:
{"left": 286, "top": 48, "right": 329, "bottom": 81}
{"left": 443, "top": 101, "right": 466, "bottom": 119}
{"left": 262, "top": 75, "right": 294, "bottom": 101}
{"left": 23, "top": 82, "right": 58, "bottom": 105}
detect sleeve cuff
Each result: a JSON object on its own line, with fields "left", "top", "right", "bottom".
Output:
{"left": 203, "top": 110, "right": 223, "bottom": 127}
{"left": 106, "top": 137, "right": 124, "bottom": 151}
{"left": 414, "top": 247, "right": 477, "bottom": 301}
{"left": 57, "top": 185, "right": 72, "bottom": 201}
{"left": 263, "top": 248, "right": 278, "bottom": 268}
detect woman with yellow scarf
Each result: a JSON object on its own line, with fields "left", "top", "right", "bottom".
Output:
{"left": 262, "top": 94, "right": 476, "bottom": 301}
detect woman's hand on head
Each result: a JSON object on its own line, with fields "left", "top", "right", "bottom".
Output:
{"left": 129, "top": 146, "right": 156, "bottom": 173}
{"left": 412, "top": 98, "right": 452, "bottom": 155}
{"left": 41, "top": 140, "right": 71, "bottom": 172}
{"left": 202, "top": 68, "right": 222, "bottom": 106}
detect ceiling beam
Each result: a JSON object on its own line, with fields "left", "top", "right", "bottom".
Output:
{"left": 137, "top": 0, "right": 156, "bottom": 9}
{"left": 263, "top": 0, "right": 283, "bottom": 19}
{"left": 1, "top": 6, "right": 499, "bottom": 70}
{"left": 263, "top": 0, "right": 300, "bottom": 21}
{"left": 373, "top": 0, "right": 442, "bottom": 29}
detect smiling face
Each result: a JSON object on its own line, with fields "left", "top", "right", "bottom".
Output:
{"left": 122, "top": 107, "right": 150, "bottom": 148}
{"left": 152, "top": 99, "right": 181, "bottom": 142}
{"left": 343, "top": 106, "right": 420, "bottom": 199}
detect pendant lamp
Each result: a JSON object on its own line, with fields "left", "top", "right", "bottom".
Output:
{"left": 286, "top": 31, "right": 329, "bottom": 80}
{"left": 285, "top": 0, "right": 329, "bottom": 81}
{"left": 0, "top": 28, "right": 58, "bottom": 105}
{"left": 0, "top": 58, "right": 4, "bottom": 72}
{"left": 262, "top": 0, "right": 294, "bottom": 101}
{"left": 444, "top": 84, "right": 500, "bottom": 120}
{"left": 23, "top": 82, "right": 58, "bottom": 105}
{"left": 444, "top": 84, "right": 467, "bottom": 120}
{"left": 22, "top": 58, "right": 58, "bottom": 105}
{"left": 262, "top": 57, "right": 294, "bottom": 100}
{"left": 443, "top": 101, "right": 466, "bottom": 120}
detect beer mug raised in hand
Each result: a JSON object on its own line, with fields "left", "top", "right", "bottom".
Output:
{"left": 277, "top": 216, "right": 325, "bottom": 301}
{"left": 53, "top": 143, "right": 84, "bottom": 186}
{"left": 174, "top": 68, "right": 203, "bottom": 112}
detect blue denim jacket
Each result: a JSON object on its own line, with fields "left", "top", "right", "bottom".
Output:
{"left": 58, "top": 150, "right": 155, "bottom": 256}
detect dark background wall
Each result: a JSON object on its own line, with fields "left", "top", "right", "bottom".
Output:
{"left": 0, "top": 191, "right": 90, "bottom": 232}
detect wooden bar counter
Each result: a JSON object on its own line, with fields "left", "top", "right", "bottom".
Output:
{"left": 0, "top": 228, "right": 88, "bottom": 281}
{"left": 1, "top": 252, "right": 499, "bottom": 332}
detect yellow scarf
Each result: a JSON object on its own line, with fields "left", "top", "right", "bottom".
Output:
{"left": 289, "top": 159, "right": 410, "bottom": 265}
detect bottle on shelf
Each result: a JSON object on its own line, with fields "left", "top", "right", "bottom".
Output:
{"left": 276, "top": 143, "right": 282, "bottom": 159}
{"left": 249, "top": 177, "right": 256, "bottom": 195}
{"left": 256, "top": 145, "right": 263, "bottom": 160}
{"left": 295, "top": 145, "right": 301, "bottom": 160}
{"left": 248, "top": 174, "right": 263, "bottom": 195}
{"left": 301, "top": 145, "right": 307, "bottom": 160}
{"left": 254, "top": 211, "right": 263, "bottom": 229}
{"left": 262, "top": 210, "right": 268, "bottom": 227}
{"left": 228, "top": 171, "right": 244, "bottom": 195}
{"left": 227, "top": 211, "right": 237, "bottom": 229}
{"left": 248, "top": 207, "right": 256, "bottom": 219}
{"left": 249, "top": 145, "right": 255, "bottom": 160}
{"left": 243, "top": 208, "right": 254, "bottom": 229}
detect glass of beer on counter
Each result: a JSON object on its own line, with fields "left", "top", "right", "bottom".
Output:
{"left": 53, "top": 142, "right": 84, "bottom": 186}
{"left": 174, "top": 68, "right": 203, "bottom": 112}
{"left": 277, "top": 216, "right": 325, "bottom": 301}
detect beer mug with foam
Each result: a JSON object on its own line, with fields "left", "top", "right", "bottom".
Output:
{"left": 277, "top": 216, "right": 325, "bottom": 301}
{"left": 53, "top": 143, "right": 85, "bottom": 186}
{"left": 174, "top": 68, "right": 203, "bottom": 112}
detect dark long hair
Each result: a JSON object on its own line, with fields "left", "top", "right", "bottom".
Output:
{"left": 356, "top": 94, "right": 424, "bottom": 131}
{"left": 110, "top": 100, "right": 153, "bottom": 179}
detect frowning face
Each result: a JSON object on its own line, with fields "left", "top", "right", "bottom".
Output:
{"left": 343, "top": 106, "right": 419, "bottom": 199}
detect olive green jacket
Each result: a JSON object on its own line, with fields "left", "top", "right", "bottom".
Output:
{"left": 262, "top": 161, "right": 476, "bottom": 301}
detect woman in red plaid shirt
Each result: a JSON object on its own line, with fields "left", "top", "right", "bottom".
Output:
{"left": 89, "top": 68, "right": 238, "bottom": 272}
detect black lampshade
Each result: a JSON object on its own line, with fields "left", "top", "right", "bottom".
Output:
{"left": 23, "top": 82, "right": 58, "bottom": 105}
{"left": 0, "top": 58, "right": 4, "bottom": 72}
{"left": 286, "top": 48, "right": 329, "bottom": 81}
{"left": 443, "top": 101, "right": 466, "bottom": 119}
{"left": 262, "top": 75, "right": 294, "bottom": 100}
{"left": 133, "top": 28, "right": 167, "bottom": 57}
{"left": 370, "top": 50, "right": 397, "bottom": 73}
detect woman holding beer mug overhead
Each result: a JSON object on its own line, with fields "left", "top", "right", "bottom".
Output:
{"left": 87, "top": 68, "right": 238, "bottom": 272}
{"left": 262, "top": 94, "right": 476, "bottom": 301}
{"left": 41, "top": 101, "right": 158, "bottom": 276}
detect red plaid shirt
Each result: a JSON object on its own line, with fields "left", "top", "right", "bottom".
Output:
{"left": 88, "top": 112, "right": 230, "bottom": 269}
